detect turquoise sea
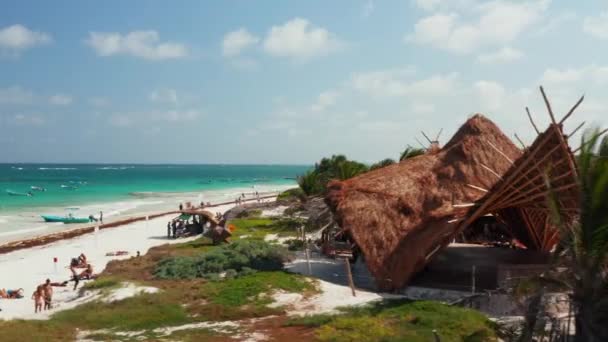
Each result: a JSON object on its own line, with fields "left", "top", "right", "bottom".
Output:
{"left": 0, "top": 164, "right": 308, "bottom": 242}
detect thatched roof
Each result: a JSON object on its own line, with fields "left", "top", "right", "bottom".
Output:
{"left": 326, "top": 114, "right": 522, "bottom": 290}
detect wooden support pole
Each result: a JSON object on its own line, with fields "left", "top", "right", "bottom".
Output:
{"left": 414, "top": 137, "right": 427, "bottom": 149}
{"left": 435, "top": 128, "right": 443, "bottom": 141}
{"left": 540, "top": 86, "right": 557, "bottom": 124}
{"left": 421, "top": 131, "right": 433, "bottom": 144}
{"left": 344, "top": 258, "right": 356, "bottom": 297}
{"left": 559, "top": 94, "right": 584, "bottom": 125}
{"left": 567, "top": 121, "right": 586, "bottom": 139}
{"left": 514, "top": 133, "right": 527, "bottom": 150}
{"left": 471, "top": 265, "right": 476, "bottom": 294}
{"left": 526, "top": 107, "right": 541, "bottom": 135}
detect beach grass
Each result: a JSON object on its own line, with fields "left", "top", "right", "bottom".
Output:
{"left": 229, "top": 217, "right": 302, "bottom": 240}
{"left": 0, "top": 320, "right": 76, "bottom": 342}
{"left": 81, "top": 276, "right": 121, "bottom": 291}
{"left": 285, "top": 299, "right": 498, "bottom": 342}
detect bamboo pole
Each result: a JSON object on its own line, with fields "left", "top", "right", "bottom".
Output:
{"left": 540, "top": 86, "right": 557, "bottom": 124}
{"left": 421, "top": 131, "right": 433, "bottom": 144}
{"left": 514, "top": 133, "right": 527, "bottom": 150}
{"left": 567, "top": 121, "right": 585, "bottom": 139}
{"left": 480, "top": 163, "right": 503, "bottom": 179}
{"left": 466, "top": 184, "right": 489, "bottom": 192}
{"left": 559, "top": 94, "right": 584, "bottom": 125}
{"left": 344, "top": 258, "right": 356, "bottom": 297}
{"left": 526, "top": 107, "right": 541, "bottom": 135}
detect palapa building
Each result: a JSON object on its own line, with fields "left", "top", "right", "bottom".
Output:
{"left": 326, "top": 88, "right": 585, "bottom": 290}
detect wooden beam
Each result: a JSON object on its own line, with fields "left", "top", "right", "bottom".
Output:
{"left": 421, "top": 131, "right": 433, "bottom": 144}
{"left": 480, "top": 163, "right": 503, "bottom": 179}
{"left": 453, "top": 203, "right": 478, "bottom": 208}
{"left": 485, "top": 138, "right": 514, "bottom": 164}
{"left": 526, "top": 107, "right": 541, "bottom": 135}
{"left": 414, "top": 137, "right": 427, "bottom": 149}
{"left": 540, "top": 86, "right": 557, "bottom": 124}
{"left": 559, "top": 94, "right": 584, "bottom": 125}
{"left": 435, "top": 128, "right": 443, "bottom": 141}
{"left": 466, "top": 184, "right": 489, "bottom": 193}
{"left": 514, "top": 133, "right": 527, "bottom": 150}
{"left": 568, "top": 121, "right": 586, "bottom": 139}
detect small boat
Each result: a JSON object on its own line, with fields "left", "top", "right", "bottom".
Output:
{"left": 41, "top": 215, "right": 91, "bottom": 224}
{"left": 6, "top": 190, "right": 33, "bottom": 197}
{"left": 31, "top": 186, "right": 47, "bottom": 192}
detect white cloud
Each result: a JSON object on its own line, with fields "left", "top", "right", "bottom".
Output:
{"left": 85, "top": 31, "right": 189, "bottom": 60}
{"left": 89, "top": 97, "right": 110, "bottom": 107}
{"left": 474, "top": 80, "right": 506, "bottom": 111}
{"left": 263, "top": 18, "right": 342, "bottom": 60}
{"left": 49, "top": 94, "right": 73, "bottom": 105}
{"left": 407, "top": 0, "right": 549, "bottom": 54}
{"left": 109, "top": 115, "right": 133, "bottom": 127}
{"left": 158, "top": 109, "right": 200, "bottom": 122}
{"left": 0, "top": 24, "right": 51, "bottom": 55}
{"left": 12, "top": 114, "right": 45, "bottom": 126}
{"left": 222, "top": 28, "right": 259, "bottom": 57}
{"left": 540, "top": 66, "right": 608, "bottom": 86}
{"left": 362, "top": 0, "right": 375, "bottom": 17}
{"left": 350, "top": 67, "right": 457, "bottom": 98}
{"left": 311, "top": 90, "right": 339, "bottom": 112}
{"left": 413, "top": 0, "right": 442, "bottom": 11}
{"left": 410, "top": 103, "right": 435, "bottom": 114}
{"left": 148, "top": 88, "right": 178, "bottom": 104}
{"left": 0, "top": 86, "right": 34, "bottom": 104}
{"left": 583, "top": 11, "right": 608, "bottom": 39}
{"left": 477, "top": 47, "right": 523, "bottom": 64}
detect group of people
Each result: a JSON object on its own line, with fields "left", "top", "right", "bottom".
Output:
{"left": 234, "top": 191, "right": 262, "bottom": 206}
{"left": 167, "top": 220, "right": 187, "bottom": 239}
{"left": 69, "top": 253, "right": 95, "bottom": 290}
{"left": 31, "top": 279, "right": 63, "bottom": 313}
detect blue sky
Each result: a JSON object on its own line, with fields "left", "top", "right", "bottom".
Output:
{"left": 1, "top": 0, "right": 607, "bottom": 164}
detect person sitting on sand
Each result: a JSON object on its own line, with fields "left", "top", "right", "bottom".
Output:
{"left": 31, "top": 286, "right": 44, "bottom": 313}
{"left": 42, "top": 279, "right": 53, "bottom": 310}
{"left": 79, "top": 264, "right": 94, "bottom": 280}
{"left": 78, "top": 253, "right": 87, "bottom": 266}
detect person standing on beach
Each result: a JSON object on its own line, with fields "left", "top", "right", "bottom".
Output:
{"left": 42, "top": 279, "right": 53, "bottom": 310}
{"left": 31, "top": 286, "right": 44, "bottom": 313}
{"left": 99, "top": 211, "right": 103, "bottom": 224}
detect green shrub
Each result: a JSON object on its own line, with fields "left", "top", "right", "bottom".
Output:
{"left": 154, "top": 240, "right": 289, "bottom": 280}
{"left": 82, "top": 277, "right": 120, "bottom": 290}
{"left": 277, "top": 188, "right": 306, "bottom": 202}
{"left": 284, "top": 238, "right": 305, "bottom": 251}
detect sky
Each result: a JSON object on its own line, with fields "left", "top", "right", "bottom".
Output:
{"left": 1, "top": 0, "right": 607, "bottom": 164}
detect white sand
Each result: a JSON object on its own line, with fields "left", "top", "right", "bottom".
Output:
{"left": 260, "top": 206, "right": 288, "bottom": 217}
{"left": 0, "top": 203, "right": 236, "bottom": 320}
{"left": 101, "top": 282, "right": 159, "bottom": 303}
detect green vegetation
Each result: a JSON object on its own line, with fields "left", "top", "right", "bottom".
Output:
{"left": 277, "top": 187, "right": 306, "bottom": 202}
{"left": 154, "top": 239, "right": 289, "bottom": 280}
{"left": 298, "top": 155, "right": 369, "bottom": 195}
{"left": 202, "top": 271, "right": 314, "bottom": 307}
{"left": 81, "top": 276, "right": 121, "bottom": 290}
{"left": 229, "top": 217, "right": 303, "bottom": 239}
{"left": 370, "top": 158, "right": 396, "bottom": 170}
{"left": 0, "top": 321, "right": 76, "bottom": 342}
{"left": 52, "top": 293, "right": 191, "bottom": 331}
{"left": 540, "top": 129, "right": 608, "bottom": 341}
{"left": 400, "top": 147, "right": 426, "bottom": 161}
{"left": 287, "top": 300, "right": 497, "bottom": 342}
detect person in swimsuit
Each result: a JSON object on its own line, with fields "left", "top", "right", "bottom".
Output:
{"left": 31, "top": 286, "right": 44, "bottom": 313}
{"left": 42, "top": 279, "right": 53, "bottom": 310}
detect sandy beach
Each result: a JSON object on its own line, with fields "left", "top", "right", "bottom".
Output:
{"left": 0, "top": 200, "right": 251, "bottom": 320}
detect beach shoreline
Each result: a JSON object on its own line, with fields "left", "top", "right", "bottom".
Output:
{"left": 0, "top": 193, "right": 282, "bottom": 255}
{"left": 0, "top": 195, "right": 279, "bottom": 320}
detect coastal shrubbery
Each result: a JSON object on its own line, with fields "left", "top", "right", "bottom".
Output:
{"left": 298, "top": 148, "right": 427, "bottom": 196}
{"left": 154, "top": 240, "right": 289, "bottom": 280}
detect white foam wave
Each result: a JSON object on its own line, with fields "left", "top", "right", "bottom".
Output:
{"left": 0, "top": 225, "right": 49, "bottom": 237}
{"left": 38, "top": 167, "right": 77, "bottom": 170}
{"left": 97, "top": 166, "right": 135, "bottom": 170}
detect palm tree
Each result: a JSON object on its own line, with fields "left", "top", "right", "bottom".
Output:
{"left": 400, "top": 147, "right": 425, "bottom": 161}
{"left": 546, "top": 129, "right": 608, "bottom": 341}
